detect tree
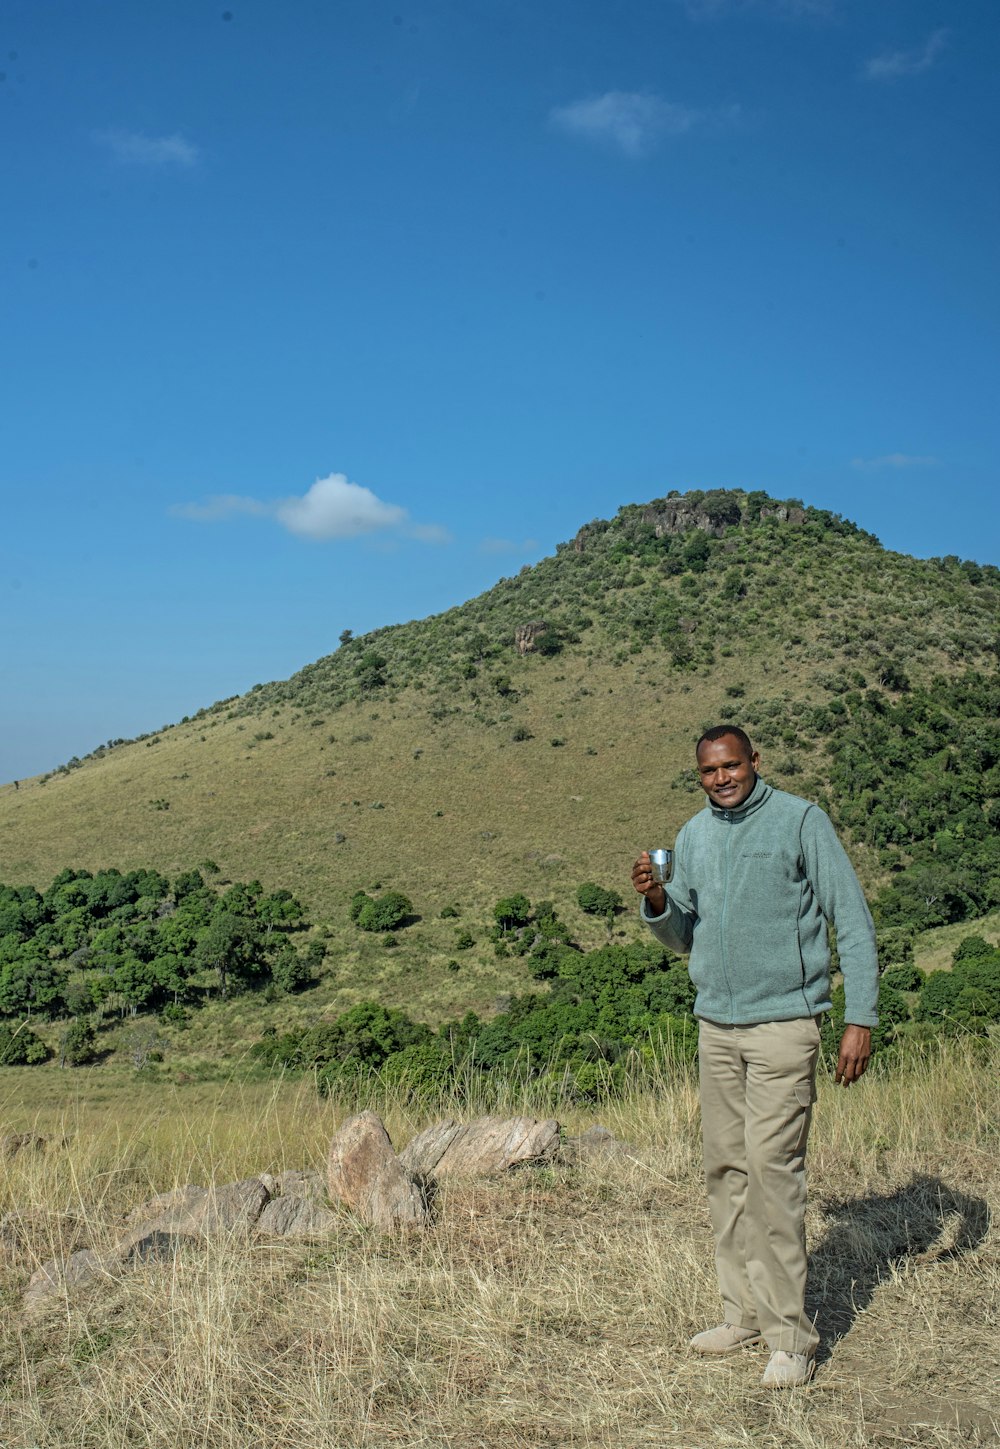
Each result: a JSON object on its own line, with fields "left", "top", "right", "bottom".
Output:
{"left": 60, "top": 1019, "right": 98, "bottom": 1067}
{"left": 193, "top": 910, "right": 267, "bottom": 997}
{"left": 576, "top": 883, "right": 622, "bottom": 925}
{"left": 356, "top": 892, "right": 412, "bottom": 932}
{"left": 493, "top": 894, "right": 531, "bottom": 934}
{"left": 0, "top": 1021, "right": 49, "bottom": 1065}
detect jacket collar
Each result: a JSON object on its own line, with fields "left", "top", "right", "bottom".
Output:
{"left": 707, "top": 774, "right": 771, "bottom": 822}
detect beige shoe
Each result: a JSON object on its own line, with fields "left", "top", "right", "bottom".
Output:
{"left": 690, "top": 1322, "right": 762, "bottom": 1354}
{"left": 761, "top": 1350, "right": 815, "bottom": 1387}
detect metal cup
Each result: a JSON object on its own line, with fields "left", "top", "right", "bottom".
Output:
{"left": 649, "top": 848, "right": 673, "bottom": 885}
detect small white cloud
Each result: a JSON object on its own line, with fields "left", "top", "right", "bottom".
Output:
{"left": 850, "top": 453, "right": 939, "bottom": 470}
{"left": 550, "top": 91, "right": 735, "bottom": 157}
{"left": 96, "top": 129, "right": 200, "bottom": 167}
{"left": 276, "top": 474, "right": 406, "bottom": 539}
{"left": 407, "top": 522, "right": 454, "bottom": 544}
{"left": 480, "top": 537, "right": 540, "bottom": 555}
{"left": 863, "top": 29, "right": 948, "bottom": 81}
{"left": 174, "top": 471, "right": 448, "bottom": 545}
{"left": 171, "top": 494, "right": 267, "bottom": 521}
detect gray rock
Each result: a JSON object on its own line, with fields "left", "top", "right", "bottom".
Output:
{"left": 257, "top": 1195, "right": 339, "bottom": 1238}
{"left": 400, "top": 1115, "right": 561, "bottom": 1178}
{"left": 23, "top": 1248, "right": 112, "bottom": 1314}
{"left": 122, "top": 1230, "right": 194, "bottom": 1267}
{"left": 327, "top": 1111, "right": 430, "bottom": 1229}
{"left": 559, "top": 1125, "right": 630, "bottom": 1163}
{"left": 127, "top": 1178, "right": 270, "bottom": 1237}
{"left": 1, "top": 1132, "right": 46, "bottom": 1160}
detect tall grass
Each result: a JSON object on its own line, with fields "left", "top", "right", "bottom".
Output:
{"left": 2, "top": 1036, "right": 997, "bottom": 1446}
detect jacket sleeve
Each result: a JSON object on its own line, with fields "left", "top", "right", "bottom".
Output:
{"left": 801, "top": 806, "right": 879, "bottom": 1027}
{"left": 639, "top": 824, "right": 698, "bottom": 954}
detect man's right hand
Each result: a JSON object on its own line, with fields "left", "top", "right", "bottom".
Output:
{"left": 631, "top": 852, "right": 666, "bottom": 916}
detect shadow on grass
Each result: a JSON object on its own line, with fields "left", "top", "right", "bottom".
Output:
{"left": 808, "top": 1173, "right": 990, "bottom": 1362}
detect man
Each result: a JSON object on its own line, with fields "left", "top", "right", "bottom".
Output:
{"left": 631, "top": 725, "right": 877, "bottom": 1388}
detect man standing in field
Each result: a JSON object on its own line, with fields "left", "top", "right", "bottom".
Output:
{"left": 632, "top": 725, "right": 877, "bottom": 1388}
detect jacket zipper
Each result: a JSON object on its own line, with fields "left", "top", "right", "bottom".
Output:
{"left": 720, "top": 813, "right": 733, "bottom": 1017}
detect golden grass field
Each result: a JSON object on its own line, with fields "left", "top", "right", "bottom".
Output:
{"left": 2, "top": 1036, "right": 997, "bottom": 1448}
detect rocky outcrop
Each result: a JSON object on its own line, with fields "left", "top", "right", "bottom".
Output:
{"left": 514, "top": 621, "right": 550, "bottom": 655}
{"left": 400, "top": 1115, "right": 560, "bottom": 1179}
{"left": 642, "top": 492, "right": 743, "bottom": 539}
{"left": 327, "top": 1111, "right": 430, "bottom": 1229}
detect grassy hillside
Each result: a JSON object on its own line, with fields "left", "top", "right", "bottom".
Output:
{"left": 2, "top": 489, "right": 998, "bottom": 1020}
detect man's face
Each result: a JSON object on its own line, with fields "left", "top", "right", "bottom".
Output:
{"left": 696, "top": 734, "right": 760, "bottom": 810}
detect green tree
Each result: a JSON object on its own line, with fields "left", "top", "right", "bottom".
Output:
{"left": 494, "top": 894, "right": 532, "bottom": 933}
{"left": 356, "top": 892, "right": 413, "bottom": 932}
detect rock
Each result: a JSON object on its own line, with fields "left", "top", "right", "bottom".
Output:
{"left": 126, "top": 1184, "right": 207, "bottom": 1226}
{"left": 559, "top": 1125, "right": 630, "bottom": 1164}
{"left": 188, "top": 1178, "right": 270, "bottom": 1234}
{"left": 270, "top": 1169, "right": 327, "bottom": 1201}
{"left": 327, "top": 1111, "right": 430, "bottom": 1229}
{"left": 1, "top": 1132, "right": 46, "bottom": 1160}
{"left": 257, "top": 1195, "right": 339, "bottom": 1238}
{"left": 122, "top": 1230, "right": 194, "bottom": 1267}
{"left": 400, "top": 1116, "right": 561, "bottom": 1179}
{"left": 515, "top": 621, "right": 550, "bottom": 655}
{"left": 127, "top": 1178, "right": 270, "bottom": 1237}
{"left": 23, "top": 1248, "right": 112, "bottom": 1314}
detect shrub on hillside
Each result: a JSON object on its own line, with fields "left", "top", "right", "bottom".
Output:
{"left": 0, "top": 1021, "right": 50, "bottom": 1066}
{"left": 576, "top": 883, "right": 623, "bottom": 921}
{"left": 355, "top": 892, "right": 413, "bottom": 932}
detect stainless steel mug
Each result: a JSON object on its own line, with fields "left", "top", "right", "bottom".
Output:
{"left": 649, "top": 848, "right": 673, "bottom": 884}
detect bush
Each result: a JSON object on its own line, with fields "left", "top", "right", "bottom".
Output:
{"left": 0, "top": 1021, "right": 50, "bottom": 1065}
{"left": 576, "top": 883, "right": 623, "bottom": 920}
{"left": 356, "top": 892, "right": 413, "bottom": 932}
{"left": 379, "top": 1043, "right": 454, "bottom": 1102}
{"left": 881, "top": 964, "right": 923, "bottom": 994}
{"left": 60, "top": 1019, "right": 98, "bottom": 1066}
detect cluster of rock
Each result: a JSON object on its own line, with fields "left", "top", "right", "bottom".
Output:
{"left": 7, "top": 1114, "right": 626, "bottom": 1316}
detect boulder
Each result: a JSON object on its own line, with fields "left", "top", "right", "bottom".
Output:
{"left": 400, "top": 1115, "right": 561, "bottom": 1179}
{"left": 127, "top": 1178, "right": 270, "bottom": 1237}
{"left": 1, "top": 1132, "right": 46, "bottom": 1160}
{"left": 23, "top": 1248, "right": 112, "bottom": 1314}
{"left": 257, "top": 1195, "right": 339, "bottom": 1238}
{"left": 327, "top": 1111, "right": 430, "bottom": 1229}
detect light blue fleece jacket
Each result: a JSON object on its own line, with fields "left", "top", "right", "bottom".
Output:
{"left": 641, "top": 776, "right": 878, "bottom": 1027}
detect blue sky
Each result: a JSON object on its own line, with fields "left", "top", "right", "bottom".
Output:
{"left": 2, "top": 0, "right": 997, "bottom": 783}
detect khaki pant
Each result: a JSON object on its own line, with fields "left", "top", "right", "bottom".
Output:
{"left": 698, "top": 1016, "right": 821, "bottom": 1355}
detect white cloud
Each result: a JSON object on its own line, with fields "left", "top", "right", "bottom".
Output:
{"left": 96, "top": 129, "right": 200, "bottom": 167}
{"left": 276, "top": 474, "right": 406, "bottom": 539}
{"left": 408, "top": 522, "right": 454, "bottom": 544}
{"left": 171, "top": 495, "right": 267, "bottom": 521}
{"left": 863, "top": 29, "right": 948, "bottom": 81}
{"left": 480, "top": 536, "right": 540, "bottom": 555}
{"left": 174, "top": 472, "right": 448, "bottom": 544}
{"left": 550, "top": 91, "right": 736, "bottom": 157}
{"left": 850, "top": 453, "right": 939, "bottom": 470}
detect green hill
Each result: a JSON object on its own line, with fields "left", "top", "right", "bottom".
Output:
{"left": 2, "top": 488, "right": 998, "bottom": 1024}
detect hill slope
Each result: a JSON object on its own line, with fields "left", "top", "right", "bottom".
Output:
{"left": 2, "top": 488, "right": 998, "bottom": 1018}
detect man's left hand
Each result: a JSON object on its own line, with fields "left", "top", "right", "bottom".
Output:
{"left": 834, "top": 1025, "right": 872, "bottom": 1086}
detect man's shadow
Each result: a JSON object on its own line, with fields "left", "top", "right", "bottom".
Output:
{"left": 806, "top": 1173, "right": 990, "bottom": 1363}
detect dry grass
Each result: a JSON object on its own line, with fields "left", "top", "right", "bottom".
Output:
{"left": 1, "top": 1039, "right": 998, "bottom": 1448}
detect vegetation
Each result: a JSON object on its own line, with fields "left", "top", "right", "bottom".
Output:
{"left": 2, "top": 487, "right": 998, "bottom": 1024}
{"left": 1, "top": 1037, "right": 997, "bottom": 1447}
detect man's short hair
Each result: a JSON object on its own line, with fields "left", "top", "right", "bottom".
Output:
{"left": 696, "top": 724, "right": 755, "bottom": 758}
